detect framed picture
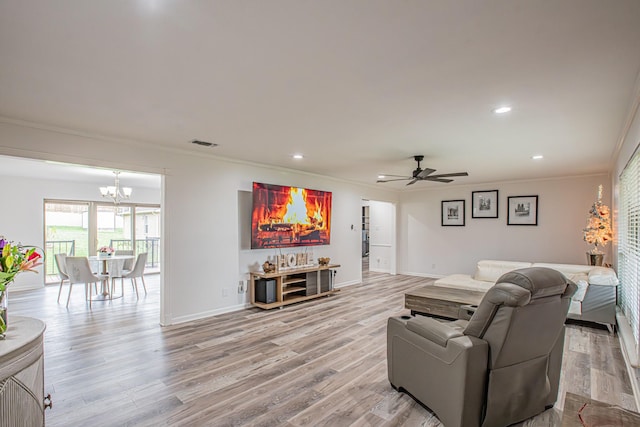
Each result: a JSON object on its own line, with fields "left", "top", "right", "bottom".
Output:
{"left": 507, "top": 195, "right": 538, "bottom": 225}
{"left": 472, "top": 190, "right": 498, "bottom": 218}
{"left": 441, "top": 200, "right": 465, "bottom": 226}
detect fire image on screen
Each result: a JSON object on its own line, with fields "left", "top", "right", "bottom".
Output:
{"left": 251, "top": 182, "right": 332, "bottom": 249}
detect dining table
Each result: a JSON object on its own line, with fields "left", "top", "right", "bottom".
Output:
{"left": 87, "top": 255, "right": 135, "bottom": 300}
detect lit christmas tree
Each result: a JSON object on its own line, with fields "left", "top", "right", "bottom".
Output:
{"left": 583, "top": 185, "right": 612, "bottom": 255}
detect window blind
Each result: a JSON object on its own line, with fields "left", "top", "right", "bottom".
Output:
{"left": 619, "top": 148, "right": 640, "bottom": 359}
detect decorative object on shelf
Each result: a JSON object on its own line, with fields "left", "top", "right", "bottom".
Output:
{"left": 318, "top": 257, "right": 331, "bottom": 266}
{"left": 472, "top": 190, "right": 499, "bottom": 218}
{"left": 99, "top": 170, "right": 132, "bottom": 204}
{"left": 98, "top": 246, "right": 115, "bottom": 258}
{"left": 274, "top": 251, "right": 314, "bottom": 271}
{"left": 441, "top": 200, "right": 465, "bottom": 226}
{"left": 507, "top": 195, "right": 538, "bottom": 226}
{"left": 0, "top": 237, "right": 43, "bottom": 337}
{"left": 262, "top": 261, "right": 276, "bottom": 273}
{"left": 583, "top": 185, "right": 612, "bottom": 266}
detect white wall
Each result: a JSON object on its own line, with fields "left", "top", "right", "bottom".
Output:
{"left": 398, "top": 174, "right": 611, "bottom": 277}
{"left": 0, "top": 172, "right": 160, "bottom": 291}
{"left": 0, "top": 122, "right": 398, "bottom": 324}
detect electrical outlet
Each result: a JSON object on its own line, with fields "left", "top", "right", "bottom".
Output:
{"left": 238, "top": 280, "right": 244, "bottom": 294}
{"left": 432, "top": 263, "right": 436, "bottom": 269}
{"left": 222, "top": 288, "right": 229, "bottom": 297}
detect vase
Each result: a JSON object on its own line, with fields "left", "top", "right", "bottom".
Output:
{"left": 0, "top": 291, "right": 7, "bottom": 338}
{"left": 587, "top": 252, "right": 604, "bottom": 266}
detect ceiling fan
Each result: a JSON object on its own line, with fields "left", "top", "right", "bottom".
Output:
{"left": 377, "top": 155, "right": 469, "bottom": 185}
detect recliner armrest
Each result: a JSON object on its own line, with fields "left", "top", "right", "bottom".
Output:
{"left": 406, "top": 316, "right": 464, "bottom": 347}
{"left": 458, "top": 304, "right": 478, "bottom": 321}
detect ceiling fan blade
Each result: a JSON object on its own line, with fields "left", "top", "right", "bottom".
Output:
{"left": 416, "top": 168, "right": 436, "bottom": 179}
{"left": 428, "top": 172, "right": 469, "bottom": 178}
{"left": 424, "top": 177, "right": 454, "bottom": 183}
{"left": 406, "top": 178, "right": 419, "bottom": 186}
{"left": 377, "top": 178, "right": 411, "bottom": 183}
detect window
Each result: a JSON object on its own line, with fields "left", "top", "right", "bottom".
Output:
{"left": 44, "top": 200, "right": 161, "bottom": 283}
{"left": 619, "top": 148, "right": 640, "bottom": 360}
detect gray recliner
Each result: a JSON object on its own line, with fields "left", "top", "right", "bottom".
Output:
{"left": 387, "top": 267, "right": 577, "bottom": 427}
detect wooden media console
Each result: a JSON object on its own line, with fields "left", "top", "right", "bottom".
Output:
{"left": 249, "top": 264, "right": 340, "bottom": 309}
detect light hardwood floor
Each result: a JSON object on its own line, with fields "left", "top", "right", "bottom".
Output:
{"left": 8, "top": 271, "right": 636, "bottom": 426}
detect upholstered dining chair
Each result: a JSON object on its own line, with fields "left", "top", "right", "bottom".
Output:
{"left": 115, "top": 249, "right": 135, "bottom": 270}
{"left": 111, "top": 252, "right": 148, "bottom": 299}
{"left": 54, "top": 253, "right": 69, "bottom": 303}
{"left": 387, "top": 267, "right": 577, "bottom": 427}
{"left": 64, "top": 257, "right": 108, "bottom": 308}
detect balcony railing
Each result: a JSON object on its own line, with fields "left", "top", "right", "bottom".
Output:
{"left": 110, "top": 238, "right": 160, "bottom": 268}
{"left": 44, "top": 240, "right": 75, "bottom": 278}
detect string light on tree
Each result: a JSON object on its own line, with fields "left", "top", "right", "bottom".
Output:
{"left": 583, "top": 185, "right": 612, "bottom": 265}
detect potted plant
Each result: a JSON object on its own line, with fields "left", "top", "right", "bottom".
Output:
{"left": 98, "top": 246, "right": 115, "bottom": 258}
{"left": 583, "top": 185, "right": 613, "bottom": 266}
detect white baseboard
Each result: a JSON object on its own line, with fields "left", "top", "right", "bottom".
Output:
{"left": 337, "top": 279, "right": 360, "bottom": 287}
{"left": 399, "top": 271, "right": 443, "bottom": 279}
{"left": 165, "top": 302, "right": 252, "bottom": 326}
{"left": 8, "top": 283, "right": 45, "bottom": 293}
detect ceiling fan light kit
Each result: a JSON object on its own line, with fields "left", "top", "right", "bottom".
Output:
{"left": 377, "top": 155, "right": 469, "bottom": 185}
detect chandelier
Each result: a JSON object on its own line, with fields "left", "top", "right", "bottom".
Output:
{"left": 99, "top": 171, "right": 132, "bottom": 204}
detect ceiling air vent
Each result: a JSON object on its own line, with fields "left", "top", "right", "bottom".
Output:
{"left": 191, "top": 140, "right": 218, "bottom": 147}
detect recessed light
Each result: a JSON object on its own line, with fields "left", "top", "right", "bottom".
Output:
{"left": 292, "top": 154, "right": 304, "bottom": 160}
{"left": 532, "top": 155, "right": 544, "bottom": 160}
{"left": 493, "top": 106, "right": 512, "bottom": 114}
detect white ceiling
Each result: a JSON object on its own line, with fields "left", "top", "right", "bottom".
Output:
{"left": 0, "top": 156, "right": 161, "bottom": 188}
{"left": 1, "top": 1, "right": 639, "bottom": 189}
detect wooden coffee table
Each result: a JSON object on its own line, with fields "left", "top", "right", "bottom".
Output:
{"left": 405, "top": 285, "right": 485, "bottom": 319}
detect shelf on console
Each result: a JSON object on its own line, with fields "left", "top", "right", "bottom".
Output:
{"left": 250, "top": 264, "right": 340, "bottom": 309}
{"left": 282, "top": 277, "right": 306, "bottom": 285}
{"left": 282, "top": 286, "right": 306, "bottom": 295}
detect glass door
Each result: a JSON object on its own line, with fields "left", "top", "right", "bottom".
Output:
{"left": 135, "top": 206, "right": 161, "bottom": 273}
{"left": 44, "top": 200, "right": 161, "bottom": 284}
{"left": 44, "top": 201, "right": 90, "bottom": 284}
{"left": 96, "top": 204, "right": 132, "bottom": 253}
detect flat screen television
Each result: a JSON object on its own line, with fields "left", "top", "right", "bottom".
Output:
{"left": 251, "top": 182, "right": 332, "bottom": 249}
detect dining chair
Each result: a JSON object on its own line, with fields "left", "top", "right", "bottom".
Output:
{"left": 115, "top": 249, "right": 135, "bottom": 270}
{"left": 111, "top": 252, "right": 148, "bottom": 299}
{"left": 64, "top": 257, "right": 108, "bottom": 308}
{"left": 54, "top": 253, "right": 69, "bottom": 303}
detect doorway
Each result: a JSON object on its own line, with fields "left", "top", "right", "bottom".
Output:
{"left": 362, "top": 201, "right": 370, "bottom": 273}
{"left": 362, "top": 199, "right": 396, "bottom": 276}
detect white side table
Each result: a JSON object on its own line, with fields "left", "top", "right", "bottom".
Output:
{"left": 0, "top": 316, "right": 47, "bottom": 426}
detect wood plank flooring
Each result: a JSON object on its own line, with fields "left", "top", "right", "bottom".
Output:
{"left": 6, "top": 271, "right": 636, "bottom": 426}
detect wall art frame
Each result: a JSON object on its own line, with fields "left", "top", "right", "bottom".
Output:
{"left": 507, "top": 195, "right": 538, "bottom": 226}
{"left": 472, "top": 190, "right": 499, "bottom": 218}
{"left": 441, "top": 199, "right": 465, "bottom": 226}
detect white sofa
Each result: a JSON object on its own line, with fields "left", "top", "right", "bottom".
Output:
{"left": 434, "top": 260, "right": 618, "bottom": 332}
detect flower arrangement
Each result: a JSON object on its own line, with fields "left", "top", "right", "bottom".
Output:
{"left": 0, "top": 238, "right": 42, "bottom": 293}
{"left": 98, "top": 246, "right": 115, "bottom": 255}
{"left": 583, "top": 185, "right": 613, "bottom": 254}
{"left": 0, "top": 237, "right": 42, "bottom": 335}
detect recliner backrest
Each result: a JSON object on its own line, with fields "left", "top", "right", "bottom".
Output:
{"left": 464, "top": 267, "right": 576, "bottom": 368}
{"left": 462, "top": 267, "right": 577, "bottom": 427}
